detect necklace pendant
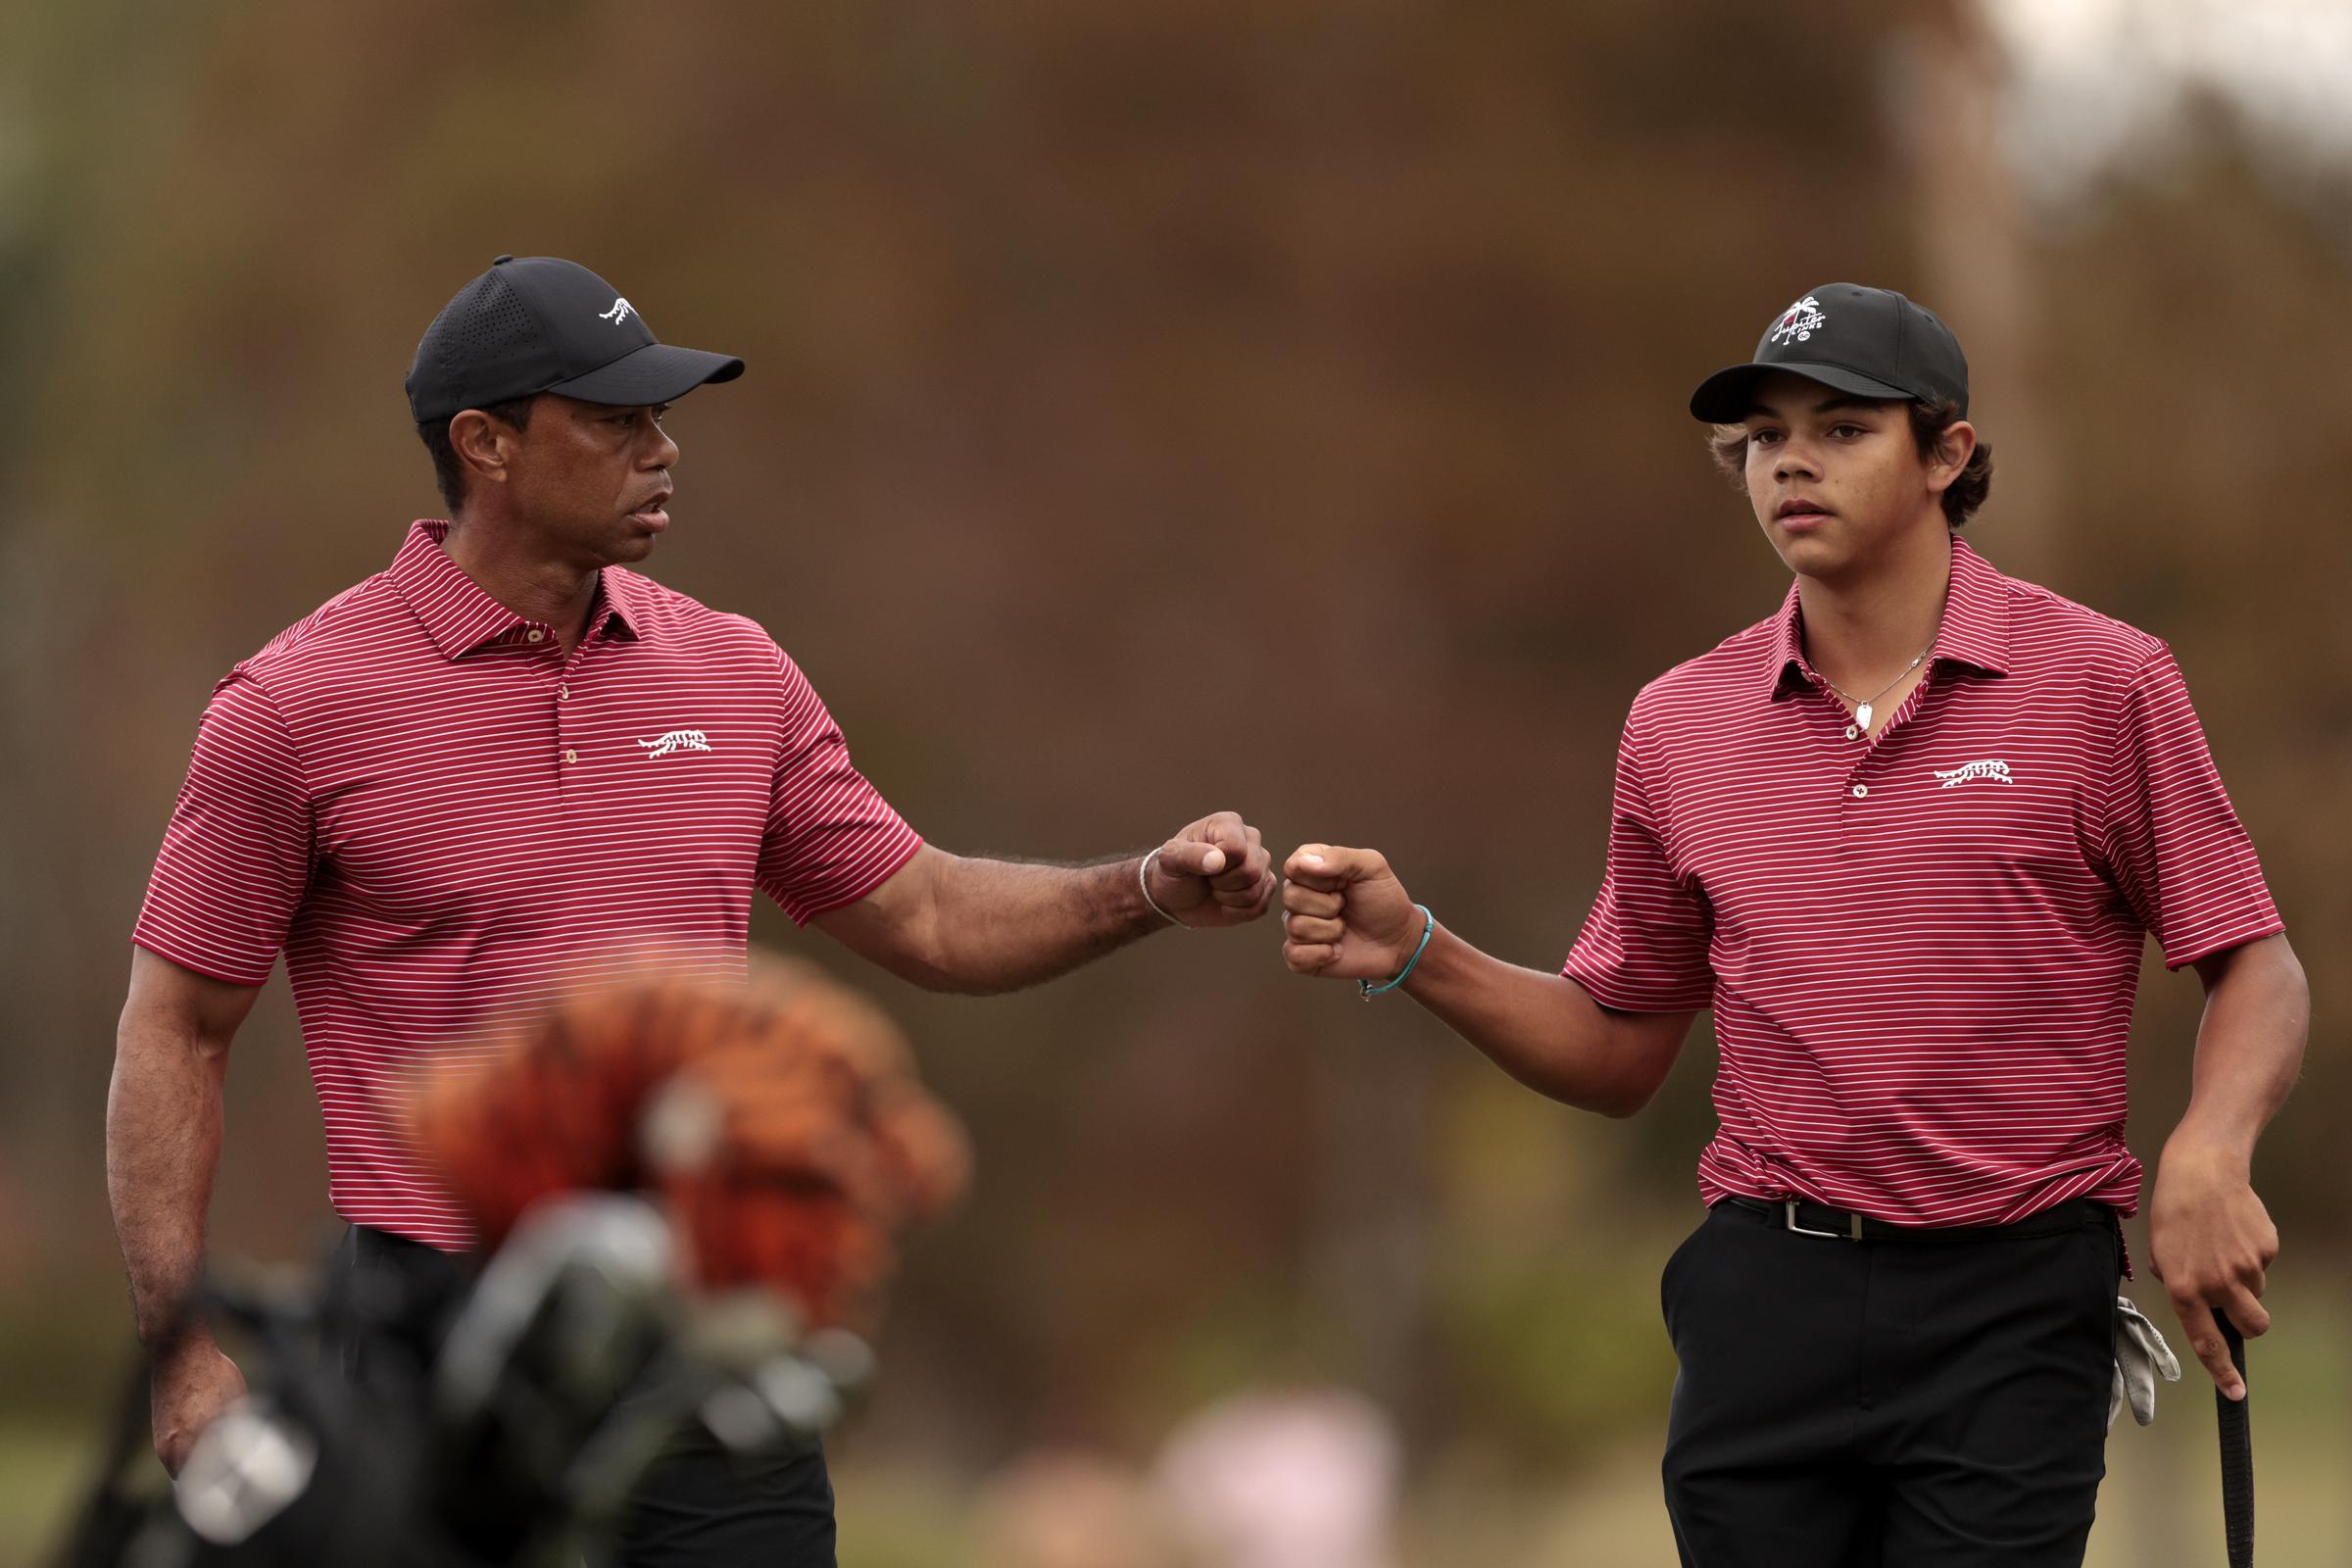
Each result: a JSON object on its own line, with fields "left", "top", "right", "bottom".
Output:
{"left": 1856, "top": 702, "right": 1874, "bottom": 733}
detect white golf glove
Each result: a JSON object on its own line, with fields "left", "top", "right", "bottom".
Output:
{"left": 2108, "top": 1296, "right": 2182, "bottom": 1430}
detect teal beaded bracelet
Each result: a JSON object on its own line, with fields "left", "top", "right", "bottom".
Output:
{"left": 1360, "top": 905, "right": 1436, "bottom": 998}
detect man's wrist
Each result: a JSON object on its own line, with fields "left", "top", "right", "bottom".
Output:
{"left": 145, "top": 1318, "right": 217, "bottom": 1364}
{"left": 1136, "top": 850, "right": 1184, "bottom": 930}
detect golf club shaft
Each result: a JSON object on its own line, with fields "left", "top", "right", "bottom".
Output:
{"left": 2215, "top": 1308, "right": 2252, "bottom": 1568}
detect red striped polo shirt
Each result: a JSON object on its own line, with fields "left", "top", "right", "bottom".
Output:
{"left": 1564, "top": 536, "right": 2280, "bottom": 1252}
{"left": 134, "top": 519, "right": 922, "bottom": 1248}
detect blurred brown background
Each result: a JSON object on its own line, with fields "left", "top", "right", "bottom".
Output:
{"left": 2, "top": 2, "right": 2345, "bottom": 1563}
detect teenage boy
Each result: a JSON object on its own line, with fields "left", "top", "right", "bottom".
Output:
{"left": 1277, "top": 282, "right": 2306, "bottom": 1565}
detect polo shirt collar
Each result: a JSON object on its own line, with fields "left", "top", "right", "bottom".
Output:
{"left": 1933, "top": 536, "right": 2010, "bottom": 677}
{"left": 390, "top": 518, "right": 644, "bottom": 660}
{"left": 1762, "top": 533, "right": 2011, "bottom": 701}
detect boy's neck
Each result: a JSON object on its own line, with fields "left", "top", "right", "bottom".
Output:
{"left": 1794, "top": 526, "right": 1955, "bottom": 691}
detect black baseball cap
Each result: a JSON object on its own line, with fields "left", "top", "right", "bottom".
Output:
{"left": 406, "top": 255, "right": 744, "bottom": 424}
{"left": 1688, "top": 282, "right": 1967, "bottom": 423}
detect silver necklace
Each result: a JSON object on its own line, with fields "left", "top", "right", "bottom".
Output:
{"left": 1824, "top": 641, "right": 1935, "bottom": 734}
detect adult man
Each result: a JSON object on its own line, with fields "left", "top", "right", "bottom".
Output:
{"left": 110, "top": 254, "right": 1275, "bottom": 1565}
{"left": 1278, "top": 282, "right": 2306, "bottom": 1564}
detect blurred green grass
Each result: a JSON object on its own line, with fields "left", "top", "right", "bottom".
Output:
{"left": 1, "top": 1419, "right": 105, "bottom": 1568}
{"left": 9, "top": 1278, "right": 2341, "bottom": 1568}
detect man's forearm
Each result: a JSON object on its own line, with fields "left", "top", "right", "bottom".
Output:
{"left": 1401, "top": 926, "right": 1685, "bottom": 1117}
{"left": 816, "top": 820, "right": 1271, "bottom": 993}
{"left": 2170, "top": 935, "right": 2309, "bottom": 1165}
{"left": 107, "top": 1022, "right": 229, "bottom": 1349}
{"left": 917, "top": 852, "right": 1168, "bottom": 995}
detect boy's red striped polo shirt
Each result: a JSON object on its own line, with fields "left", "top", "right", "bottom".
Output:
{"left": 1564, "top": 537, "right": 2281, "bottom": 1260}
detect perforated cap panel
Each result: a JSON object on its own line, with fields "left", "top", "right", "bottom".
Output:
{"left": 432, "top": 271, "right": 540, "bottom": 380}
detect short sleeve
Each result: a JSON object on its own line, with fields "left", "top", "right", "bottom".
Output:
{"left": 132, "top": 671, "right": 314, "bottom": 986}
{"left": 756, "top": 647, "right": 924, "bottom": 925}
{"left": 2095, "top": 647, "right": 2282, "bottom": 968}
{"left": 1560, "top": 712, "right": 1714, "bottom": 1010}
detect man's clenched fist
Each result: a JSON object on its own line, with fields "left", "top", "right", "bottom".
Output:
{"left": 1147, "top": 811, "right": 1277, "bottom": 929}
{"left": 151, "top": 1338, "right": 246, "bottom": 1475}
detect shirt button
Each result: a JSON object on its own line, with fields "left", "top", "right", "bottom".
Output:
{"left": 1843, "top": 724, "right": 1859, "bottom": 740}
{"left": 526, "top": 628, "right": 545, "bottom": 643}
{"left": 558, "top": 684, "right": 569, "bottom": 699}
{"left": 564, "top": 749, "right": 578, "bottom": 764}
{"left": 1851, "top": 783, "right": 1869, "bottom": 799}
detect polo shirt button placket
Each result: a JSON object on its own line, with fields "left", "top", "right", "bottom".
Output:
{"left": 559, "top": 676, "right": 577, "bottom": 782}
{"left": 1838, "top": 746, "right": 1871, "bottom": 846}
{"left": 529, "top": 628, "right": 571, "bottom": 787}
{"left": 554, "top": 640, "right": 593, "bottom": 793}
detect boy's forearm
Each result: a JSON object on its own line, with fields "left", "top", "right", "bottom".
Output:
{"left": 2169, "top": 936, "right": 2309, "bottom": 1166}
{"left": 1402, "top": 926, "right": 1662, "bottom": 1116}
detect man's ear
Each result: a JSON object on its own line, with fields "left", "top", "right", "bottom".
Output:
{"left": 447, "top": 409, "right": 521, "bottom": 491}
{"left": 1925, "top": 417, "right": 1978, "bottom": 496}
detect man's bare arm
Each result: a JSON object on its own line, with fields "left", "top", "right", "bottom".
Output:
{"left": 812, "top": 812, "right": 1277, "bottom": 995}
{"left": 109, "top": 945, "right": 262, "bottom": 1471}
{"left": 1280, "top": 844, "right": 1696, "bottom": 1117}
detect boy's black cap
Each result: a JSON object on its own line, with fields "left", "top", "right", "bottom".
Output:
{"left": 1689, "top": 282, "right": 1967, "bottom": 423}
{"left": 406, "top": 255, "right": 744, "bottom": 424}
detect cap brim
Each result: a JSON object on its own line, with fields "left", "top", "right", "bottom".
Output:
{"left": 546, "top": 341, "right": 745, "bottom": 407}
{"left": 1688, "top": 362, "right": 1915, "bottom": 423}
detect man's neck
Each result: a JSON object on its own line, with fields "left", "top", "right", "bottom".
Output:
{"left": 1794, "top": 525, "right": 1955, "bottom": 692}
{"left": 440, "top": 513, "right": 601, "bottom": 653}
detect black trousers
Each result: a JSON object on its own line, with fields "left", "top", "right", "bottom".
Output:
{"left": 328, "top": 1225, "right": 838, "bottom": 1567}
{"left": 1659, "top": 1198, "right": 2122, "bottom": 1567}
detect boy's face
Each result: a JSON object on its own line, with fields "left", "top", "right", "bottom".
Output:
{"left": 1738, "top": 370, "right": 1960, "bottom": 579}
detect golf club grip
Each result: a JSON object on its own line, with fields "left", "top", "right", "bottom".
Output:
{"left": 2214, "top": 1308, "right": 2252, "bottom": 1567}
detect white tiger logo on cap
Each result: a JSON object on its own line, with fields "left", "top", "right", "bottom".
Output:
{"left": 1768, "top": 294, "right": 1826, "bottom": 345}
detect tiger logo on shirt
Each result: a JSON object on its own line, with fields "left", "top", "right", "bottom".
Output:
{"left": 638, "top": 730, "right": 713, "bottom": 759}
{"left": 1932, "top": 759, "right": 2013, "bottom": 789}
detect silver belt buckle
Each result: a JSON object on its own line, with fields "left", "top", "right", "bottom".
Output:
{"left": 1785, "top": 1199, "right": 1862, "bottom": 1241}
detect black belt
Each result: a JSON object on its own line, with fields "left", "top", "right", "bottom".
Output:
{"left": 1719, "top": 1195, "right": 2116, "bottom": 1243}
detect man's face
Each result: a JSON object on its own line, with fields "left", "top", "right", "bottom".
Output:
{"left": 1739, "top": 370, "right": 1942, "bottom": 580}
{"left": 498, "top": 394, "right": 680, "bottom": 567}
